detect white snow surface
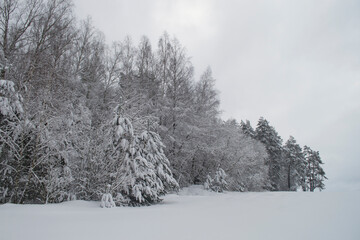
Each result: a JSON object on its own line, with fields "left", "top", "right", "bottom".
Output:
{"left": 1, "top": 185, "right": 359, "bottom": 240}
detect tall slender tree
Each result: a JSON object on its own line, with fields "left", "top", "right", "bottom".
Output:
{"left": 283, "top": 136, "right": 306, "bottom": 191}
{"left": 255, "top": 117, "right": 283, "bottom": 191}
{"left": 303, "top": 146, "right": 326, "bottom": 191}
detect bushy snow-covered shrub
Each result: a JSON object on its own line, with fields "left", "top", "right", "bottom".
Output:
{"left": 204, "top": 174, "right": 213, "bottom": 191}
{"left": 100, "top": 185, "right": 115, "bottom": 208}
{"left": 204, "top": 168, "right": 228, "bottom": 193}
{"left": 100, "top": 194, "right": 115, "bottom": 208}
{"left": 0, "top": 80, "right": 23, "bottom": 120}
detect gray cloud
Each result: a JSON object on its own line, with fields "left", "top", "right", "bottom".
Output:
{"left": 74, "top": 0, "right": 360, "bottom": 191}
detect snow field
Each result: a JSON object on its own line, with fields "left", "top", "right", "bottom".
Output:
{"left": 1, "top": 186, "right": 359, "bottom": 240}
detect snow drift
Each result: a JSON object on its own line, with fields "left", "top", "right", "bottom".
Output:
{"left": 0, "top": 186, "right": 359, "bottom": 240}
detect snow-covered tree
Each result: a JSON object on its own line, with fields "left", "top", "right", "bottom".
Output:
{"left": 0, "top": 80, "right": 23, "bottom": 120}
{"left": 117, "top": 136, "right": 160, "bottom": 205}
{"left": 204, "top": 168, "right": 227, "bottom": 193}
{"left": 0, "top": 0, "right": 41, "bottom": 80}
{"left": 118, "top": 143, "right": 162, "bottom": 206}
{"left": 182, "top": 67, "right": 222, "bottom": 185}
{"left": 255, "top": 117, "right": 283, "bottom": 191}
{"left": 212, "top": 168, "right": 228, "bottom": 192}
{"left": 213, "top": 119, "right": 270, "bottom": 192}
{"left": 136, "top": 131, "right": 179, "bottom": 193}
{"left": 282, "top": 136, "right": 306, "bottom": 191}
{"left": 0, "top": 1, "right": 325, "bottom": 204}
{"left": 0, "top": 79, "right": 24, "bottom": 203}
{"left": 194, "top": 67, "right": 220, "bottom": 119}
{"left": 240, "top": 120, "right": 255, "bottom": 138}
{"left": 303, "top": 146, "right": 326, "bottom": 191}
{"left": 204, "top": 173, "right": 213, "bottom": 191}
{"left": 108, "top": 107, "right": 168, "bottom": 206}
{"left": 155, "top": 33, "right": 196, "bottom": 186}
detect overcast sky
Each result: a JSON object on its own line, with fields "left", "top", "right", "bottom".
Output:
{"left": 74, "top": 0, "right": 360, "bottom": 191}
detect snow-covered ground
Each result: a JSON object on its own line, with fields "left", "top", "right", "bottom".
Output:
{"left": 1, "top": 186, "right": 359, "bottom": 240}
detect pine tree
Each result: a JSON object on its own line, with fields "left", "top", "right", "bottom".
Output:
{"left": 283, "top": 136, "right": 306, "bottom": 191}
{"left": 303, "top": 146, "right": 326, "bottom": 191}
{"left": 240, "top": 120, "right": 255, "bottom": 138}
{"left": 255, "top": 117, "right": 283, "bottom": 191}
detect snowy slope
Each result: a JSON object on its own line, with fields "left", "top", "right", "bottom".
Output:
{"left": 1, "top": 186, "right": 359, "bottom": 240}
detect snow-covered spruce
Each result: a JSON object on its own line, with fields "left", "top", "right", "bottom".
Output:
{"left": 110, "top": 109, "right": 178, "bottom": 206}
{"left": 117, "top": 145, "right": 162, "bottom": 206}
{"left": 136, "top": 131, "right": 179, "bottom": 194}
{"left": 204, "top": 168, "right": 228, "bottom": 193}
{"left": 255, "top": 117, "right": 283, "bottom": 191}
{"left": 282, "top": 136, "right": 306, "bottom": 191}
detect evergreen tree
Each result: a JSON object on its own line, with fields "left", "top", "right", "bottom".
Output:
{"left": 283, "top": 136, "right": 306, "bottom": 191}
{"left": 303, "top": 146, "right": 326, "bottom": 191}
{"left": 240, "top": 120, "right": 255, "bottom": 138}
{"left": 255, "top": 117, "right": 283, "bottom": 191}
{"left": 115, "top": 116, "right": 161, "bottom": 206}
{"left": 108, "top": 107, "right": 176, "bottom": 206}
{"left": 136, "top": 131, "right": 179, "bottom": 193}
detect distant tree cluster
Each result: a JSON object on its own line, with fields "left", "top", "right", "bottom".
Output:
{"left": 241, "top": 118, "right": 327, "bottom": 191}
{"left": 0, "top": 0, "right": 326, "bottom": 205}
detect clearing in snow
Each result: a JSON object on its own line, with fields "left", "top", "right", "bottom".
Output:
{"left": 0, "top": 186, "right": 359, "bottom": 240}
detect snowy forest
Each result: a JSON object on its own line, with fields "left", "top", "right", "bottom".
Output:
{"left": 0, "top": 0, "right": 326, "bottom": 206}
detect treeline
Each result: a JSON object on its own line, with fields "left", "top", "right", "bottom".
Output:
{"left": 0, "top": 0, "right": 326, "bottom": 205}
{"left": 241, "top": 119, "right": 326, "bottom": 192}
